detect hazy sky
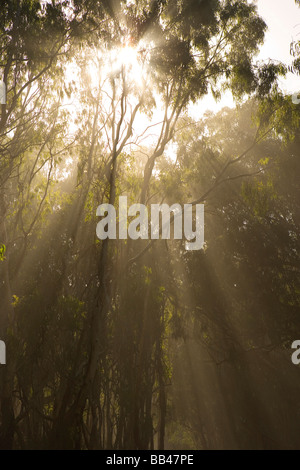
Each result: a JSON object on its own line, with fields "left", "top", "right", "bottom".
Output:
{"left": 257, "top": 0, "right": 300, "bottom": 91}
{"left": 191, "top": 0, "right": 300, "bottom": 115}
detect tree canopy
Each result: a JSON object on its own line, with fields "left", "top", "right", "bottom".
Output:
{"left": 0, "top": 0, "right": 299, "bottom": 450}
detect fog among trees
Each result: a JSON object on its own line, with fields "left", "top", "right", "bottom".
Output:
{"left": 0, "top": 0, "right": 299, "bottom": 450}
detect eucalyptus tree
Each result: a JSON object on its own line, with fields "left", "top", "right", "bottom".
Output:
{"left": 50, "top": 0, "right": 281, "bottom": 450}
{"left": 0, "top": 0, "right": 288, "bottom": 450}
{"left": 0, "top": 0, "right": 122, "bottom": 449}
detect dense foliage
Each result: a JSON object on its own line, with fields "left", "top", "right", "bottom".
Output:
{"left": 0, "top": 0, "right": 299, "bottom": 449}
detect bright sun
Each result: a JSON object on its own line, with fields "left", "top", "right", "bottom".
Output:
{"left": 108, "top": 44, "right": 145, "bottom": 87}
{"left": 84, "top": 42, "right": 146, "bottom": 92}
{"left": 118, "top": 45, "right": 139, "bottom": 67}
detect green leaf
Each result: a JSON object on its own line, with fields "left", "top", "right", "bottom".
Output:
{"left": 0, "top": 244, "right": 6, "bottom": 261}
